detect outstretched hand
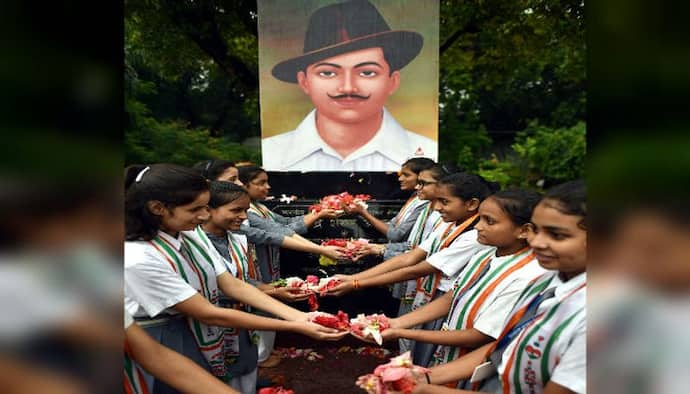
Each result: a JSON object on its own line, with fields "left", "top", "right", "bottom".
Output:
{"left": 380, "top": 327, "right": 399, "bottom": 342}
{"left": 352, "top": 243, "right": 384, "bottom": 261}
{"left": 343, "top": 202, "right": 366, "bottom": 215}
{"left": 321, "top": 245, "right": 348, "bottom": 260}
{"left": 272, "top": 287, "right": 312, "bottom": 303}
{"left": 298, "top": 321, "right": 349, "bottom": 341}
{"left": 318, "top": 208, "right": 344, "bottom": 220}
{"left": 326, "top": 279, "right": 355, "bottom": 297}
{"left": 350, "top": 329, "right": 378, "bottom": 344}
{"left": 350, "top": 326, "right": 398, "bottom": 344}
{"left": 331, "top": 274, "right": 352, "bottom": 282}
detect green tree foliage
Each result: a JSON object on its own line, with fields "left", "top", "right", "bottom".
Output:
{"left": 125, "top": 0, "right": 260, "bottom": 164}
{"left": 439, "top": 0, "right": 585, "bottom": 130}
{"left": 479, "top": 121, "right": 585, "bottom": 188}
{"left": 125, "top": 55, "right": 259, "bottom": 166}
{"left": 439, "top": 0, "right": 585, "bottom": 187}
{"left": 477, "top": 154, "right": 519, "bottom": 188}
{"left": 512, "top": 121, "right": 586, "bottom": 185}
{"left": 125, "top": 0, "right": 585, "bottom": 184}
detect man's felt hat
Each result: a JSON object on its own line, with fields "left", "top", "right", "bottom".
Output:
{"left": 271, "top": 0, "right": 424, "bottom": 83}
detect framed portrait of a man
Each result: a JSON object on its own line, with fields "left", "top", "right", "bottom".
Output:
{"left": 258, "top": 0, "right": 439, "bottom": 172}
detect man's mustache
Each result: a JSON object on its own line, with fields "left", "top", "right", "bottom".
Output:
{"left": 327, "top": 93, "right": 371, "bottom": 100}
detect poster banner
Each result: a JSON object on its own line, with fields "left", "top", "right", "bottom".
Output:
{"left": 258, "top": 0, "right": 439, "bottom": 172}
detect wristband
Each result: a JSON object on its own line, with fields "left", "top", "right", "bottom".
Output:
{"left": 425, "top": 372, "right": 431, "bottom": 384}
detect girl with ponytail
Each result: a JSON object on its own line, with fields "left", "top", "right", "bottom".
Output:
{"left": 124, "top": 164, "right": 346, "bottom": 393}
{"left": 328, "top": 172, "right": 498, "bottom": 366}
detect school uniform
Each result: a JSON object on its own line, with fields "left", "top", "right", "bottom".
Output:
{"left": 395, "top": 208, "right": 443, "bottom": 352}
{"left": 421, "top": 229, "right": 494, "bottom": 294}
{"left": 245, "top": 201, "right": 305, "bottom": 283}
{"left": 239, "top": 222, "right": 286, "bottom": 262}
{"left": 187, "top": 227, "right": 260, "bottom": 394}
{"left": 389, "top": 195, "right": 431, "bottom": 299}
{"left": 244, "top": 201, "right": 307, "bottom": 363}
{"left": 472, "top": 271, "right": 586, "bottom": 393}
{"left": 237, "top": 220, "right": 291, "bottom": 291}
{"left": 405, "top": 215, "right": 494, "bottom": 366}
{"left": 249, "top": 201, "right": 307, "bottom": 234}
{"left": 385, "top": 207, "right": 442, "bottom": 258}
{"left": 430, "top": 248, "right": 546, "bottom": 368}
{"left": 125, "top": 231, "right": 228, "bottom": 393}
{"left": 394, "top": 207, "right": 443, "bottom": 308}
{"left": 385, "top": 195, "right": 429, "bottom": 245}
{"left": 496, "top": 272, "right": 586, "bottom": 393}
{"left": 124, "top": 310, "right": 150, "bottom": 394}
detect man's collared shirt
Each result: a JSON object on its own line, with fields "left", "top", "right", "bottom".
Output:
{"left": 262, "top": 108, "right": 437, "bottom": 171}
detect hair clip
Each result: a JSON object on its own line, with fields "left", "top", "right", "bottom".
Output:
{"left": 203, "top": 160, "right": 214, "bottom": 178}
{"left": 135, "top": 166, "right": 150, "bottom": 183}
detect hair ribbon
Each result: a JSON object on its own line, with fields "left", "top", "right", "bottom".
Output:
{"left": 135, "top": 166, "right": 150, "bottom": 183}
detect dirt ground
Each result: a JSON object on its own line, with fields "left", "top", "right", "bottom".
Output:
{"left": 257, "top": 288, "right": 402, "bottom": 394}
{"left": 258, "top": 331, "right": 399, "bottom": 394}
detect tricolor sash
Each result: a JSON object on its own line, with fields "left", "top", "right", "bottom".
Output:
{"left": 408, "top": 202, "right": 433, "bottom": 248}
{"left": 124, "top": 340, "right": 149, "bottom": 394}
{"left": 470, "top": 272, "right": 586, "bottom": 392}
{"left": 188, "top": 227, "right": 260, "bottom": 362}
{"left": 248, "top": 201, "right": 281, "bottom": 281}
{"left": 501, "top": 278, "right": 585, "bottom": 393}
{"left": 247, "top": 242, "right": 263, "bottom": 282}
{"left": 192, "top": 226, "right": 257, "bottom": 282}
{"left": 149, "top": 234, "right": 226, "bottom": 378}
{"left": 432, "top": 248, "right": 537, "bottom": 365}
{"left": 392, "top": 195, "right": 425, "bottom": 226}
{"left": 228, "top": 233, "right": 258, "bottom": 282}
{"left": 411, "top": 214, "right": 479, "bottom": 310}
{"left": 400, "top": 204, "right": 438, "bottom": 303}
{"left": 249, "top": 201, "right": 277, "bottom": 221}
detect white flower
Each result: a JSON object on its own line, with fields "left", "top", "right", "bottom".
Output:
{"left": 362, "top": 326, "right": 383, "bottom": 345}
{"left": 279, "top": 194, "right": 296, "bottom": 204}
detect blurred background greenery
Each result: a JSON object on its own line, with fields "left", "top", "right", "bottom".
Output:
{"left": 124, "top": 0, "right": 585, "bottom": 189}
{"left": 4, "top": 1, "right": 690, "bottom": 392}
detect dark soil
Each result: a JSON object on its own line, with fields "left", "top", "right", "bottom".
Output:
{"left": 258, "top": 332, "right": 399, "bottom": 394}
{"left": 259, "top": 289, "right": 401, "bottom": 394}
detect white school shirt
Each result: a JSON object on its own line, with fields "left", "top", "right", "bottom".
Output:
{"left": 461, "top": 251, "right": 546, "bottom": 339}
{"left": 125, "top": 308, "right": 134, "bottom": 329}
{"left": 418, "top": 227, "right": 495, "bottom": 292}
{"left": 262, "top": 108, "right": 437, "bottom": 171}
{"left": 497, "top": 271, "right": 586, "bottom": 394}
{"left": 432, "top": 249, "right": 546, "bottom": 365}
{"left": 421, "top": 210, "right": 443, "bottom": 240}
{"left": 124, "top": 231, "right": 227, "bottom": 318}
